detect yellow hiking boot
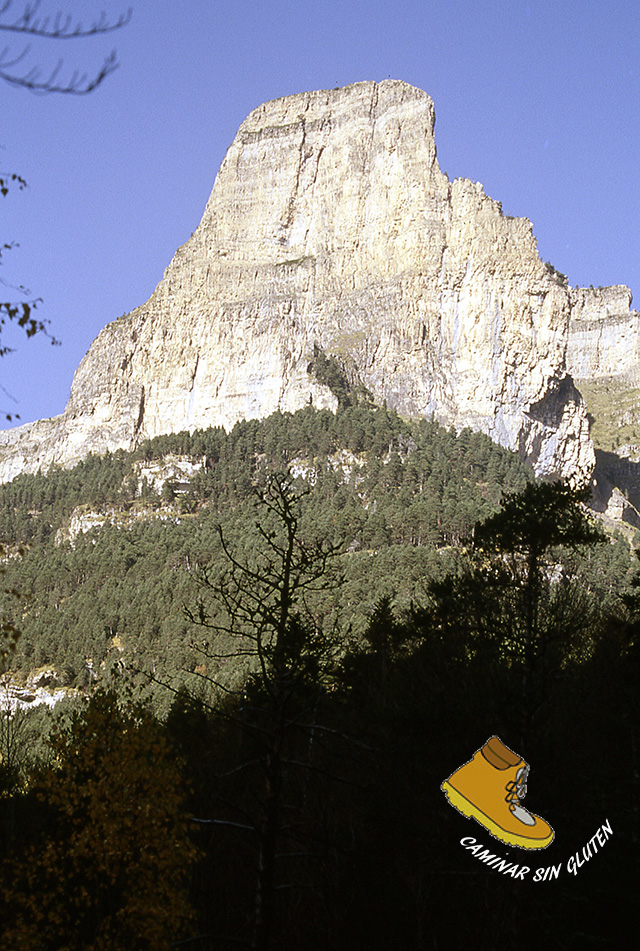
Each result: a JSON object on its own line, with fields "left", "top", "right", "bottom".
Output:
{"left": 441, "top": 736, "right": 554, "bottom": 850}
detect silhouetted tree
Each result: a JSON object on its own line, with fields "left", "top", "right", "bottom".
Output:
{"left": 187, "top": 472, "right": 346, "bottom": 951}
{"left": 474, "top": 480, "right": 605, "bottom": 740}
{"left": 414, "top": 480, "right": 606, "bottom": 749}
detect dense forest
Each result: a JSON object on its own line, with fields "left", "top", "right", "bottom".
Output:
{"left": 0, "top": 403, "right": 638, "bottom": 948}
{"left": 0, "top": 403, "right": 546, "bottom": 693}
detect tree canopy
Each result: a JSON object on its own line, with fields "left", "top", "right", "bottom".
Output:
{"left": 0, "top": 689, "right": 198, "bottom": 950}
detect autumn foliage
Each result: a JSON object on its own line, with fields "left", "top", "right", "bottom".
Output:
{"left": 1, "top": 690, "right": 198, "bottom": 950}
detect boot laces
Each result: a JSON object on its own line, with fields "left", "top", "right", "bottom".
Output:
{"left": 506, "top": 765, "right": 528, "bottom": 801}
{"left": 505, "top": 765, "right": 534, "bottom": 822}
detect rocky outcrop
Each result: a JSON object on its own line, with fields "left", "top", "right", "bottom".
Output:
{"left": 0, "top": 671, "right": 72, "bottom": 713}
{"left": 566, "top": 285, "right": 640, "bottom": 482}
{"left": 0, "top": 80, "right": 598, "bottom": 483}
{"left": 567, "top": 286, "right": 640, "bottom": 381}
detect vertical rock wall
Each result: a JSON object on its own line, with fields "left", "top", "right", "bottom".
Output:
{"left": 0, "top": 80, "right": 598, "bottom": 483}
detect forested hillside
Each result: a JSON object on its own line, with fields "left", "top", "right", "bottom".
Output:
{"left": 0, "top": 403, "right": 548, "bottom": 693}
{"left": 1, "top": 403, "right": 638, "bottom": 949}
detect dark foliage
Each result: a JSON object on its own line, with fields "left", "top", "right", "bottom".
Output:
{"left": 0, "top": 404, "right": 535, "bottom": 687}
{"left": 0, "top": 411, "right": 636, "bottom": 948}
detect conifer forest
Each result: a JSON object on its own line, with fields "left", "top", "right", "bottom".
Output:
{"left": 0, "top": 404, "right": 638, "bottom": 949}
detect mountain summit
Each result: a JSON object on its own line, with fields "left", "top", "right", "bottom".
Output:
{"left": 2, "top": 79, "right": 626, "bottom": 482}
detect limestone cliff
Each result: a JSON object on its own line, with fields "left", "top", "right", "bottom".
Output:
{"left": 0, "top": 80, "right": 597, "bottom": 482}
{"left": 567, "top": 286, "right": 640, "bottom": 381}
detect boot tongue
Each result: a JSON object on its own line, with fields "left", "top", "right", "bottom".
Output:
{"left": 481, "top": 736, "right": 523, "bottom": 770}
{"left": 510, "top": 802, "right": 536, "bottom": 826}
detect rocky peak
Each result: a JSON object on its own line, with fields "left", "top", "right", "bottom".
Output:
{"left": 0, "top": 80, "right": 599, "bottom": 483}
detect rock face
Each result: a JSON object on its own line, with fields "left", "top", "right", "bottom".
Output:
{"left": 0, "top": 79, "right": 599, "bottom": 483}
{"left": 567, "top": 286, "right": 640, "bottom": 381}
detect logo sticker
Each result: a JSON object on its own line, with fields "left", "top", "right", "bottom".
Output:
{"left": 441, "top": 735, "right": 554, "bottom": 850}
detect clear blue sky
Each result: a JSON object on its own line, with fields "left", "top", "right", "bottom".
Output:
{"left": 2, "top": 0, "right": 639, "bottom": 427}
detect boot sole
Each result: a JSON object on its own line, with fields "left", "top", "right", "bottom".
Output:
{"left": 441, "top": 780, "right": 554, "bottom": 850}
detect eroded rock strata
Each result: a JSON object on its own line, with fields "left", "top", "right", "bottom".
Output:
{"left": 0, "top": 80, "right": 603, "bottom": 482}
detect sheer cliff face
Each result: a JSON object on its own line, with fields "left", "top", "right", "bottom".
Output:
{"left": 567, "top": 286, "right": 640, "bottom": 381}
{"left": 0, "top": 80, "right": 596, "bottom": 482}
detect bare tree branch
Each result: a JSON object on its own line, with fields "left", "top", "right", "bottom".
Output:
{"left": 0, "top": 1, "right": 131, "bottom": 94}
{"left": 0, "top": 0, "right": 131, "bottom": 38}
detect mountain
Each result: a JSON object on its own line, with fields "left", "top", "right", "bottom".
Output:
{"left": 2, "top": 79, "right": 637, "bottom": 484}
